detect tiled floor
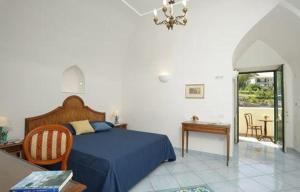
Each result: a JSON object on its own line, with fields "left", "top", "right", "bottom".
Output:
{"left": 130, "top": 140, "right": 300, "bottom": 192}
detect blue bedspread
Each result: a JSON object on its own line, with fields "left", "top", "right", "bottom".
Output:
{"left": 68, "top": 128, "right": 176, "bottom": 192}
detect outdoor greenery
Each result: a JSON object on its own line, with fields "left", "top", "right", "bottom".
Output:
{"left": 238, "top": 73, "right": 256, "bottom": 89}
{"left": 239, "top": 74, "right": 274, "bottom": 107}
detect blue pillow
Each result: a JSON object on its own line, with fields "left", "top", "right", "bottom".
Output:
{"left": 90, "top": 121, "right": 112, "bottom": 132}
{"left": 105, "top": 121, "right": 114, "bottom": 128}
{"left": 63, "top": 123, "right": 76, "bottom": 135}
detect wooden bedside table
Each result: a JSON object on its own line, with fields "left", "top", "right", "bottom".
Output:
{"left": 0, "top": 141, "right": 23, "bottom": 158}
{"left": 114, "top": 123, "right": 127, "bottom": 129}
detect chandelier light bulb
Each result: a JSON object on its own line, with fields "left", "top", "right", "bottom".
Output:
{"left": 153, "top": 9, "right": 158, "bottom": 17}
{"left": 163, "top": 0, "right": 167, "bottom": 6}
{"left": 182, "top": 0, "right": 187, "bottom": 7}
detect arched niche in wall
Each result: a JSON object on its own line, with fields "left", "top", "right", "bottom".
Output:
{"left": 62, "top": 65, "right": 85, "bottom": 94}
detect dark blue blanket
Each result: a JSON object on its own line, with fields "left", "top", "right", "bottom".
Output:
{"left": 68, "top": 128, "right": 176, "bottom": 192}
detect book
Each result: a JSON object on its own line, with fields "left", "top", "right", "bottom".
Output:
{"left": 10, "top": 171, "right": 73, "bottom": 192}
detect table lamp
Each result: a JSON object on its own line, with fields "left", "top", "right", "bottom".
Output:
{"left": 0, "top": 116, "right": 8, "bottom": 144}
{"left": 112, "top": 110, "right": 119, "bottom": 125}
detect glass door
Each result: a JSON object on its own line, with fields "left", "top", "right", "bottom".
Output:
{"left": 274, "top": 66, "right": 285, "bottom": 150}
{"left": 235, "top": 75, "right": 240, "bottom": 143}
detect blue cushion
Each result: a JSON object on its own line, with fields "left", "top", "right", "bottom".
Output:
{"left": 90, "top": 121, "right": 113, "bottom": 132}
{"left": 63, "top": 123, "right": 76, "bottom": 135}
{"left": 104, "top": 121, "right": 114, "bottom": 128}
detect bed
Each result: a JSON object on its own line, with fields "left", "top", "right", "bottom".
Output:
{"left": 25, "top": 96, "right": 176, "bottom": 192}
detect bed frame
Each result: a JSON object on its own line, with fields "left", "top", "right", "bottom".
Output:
{"left": 25, "top": 96, "right": 106, "bottom": 135}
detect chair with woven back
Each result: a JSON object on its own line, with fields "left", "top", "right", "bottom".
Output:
{"left": 23, "top": 124, "right": 73, "bottom": 170}
{"left": 244, "top": 113, "right": 263, "bottom": 138}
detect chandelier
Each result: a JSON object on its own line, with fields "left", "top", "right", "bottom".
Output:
{"left": 153, "top": 0, "right": 188, "bottom": 30}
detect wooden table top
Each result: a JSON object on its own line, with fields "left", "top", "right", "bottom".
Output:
{"left": 182, "top": 121, "right": 231, "bottom": 128}
{"left": 0, "top": 150, "right": 86, "bottom": 192}
{"left": 0, "top": 141, "right": 23, "bottom": 149}
{"left": 258, "top": 119, "right": 274, "bottom": 122}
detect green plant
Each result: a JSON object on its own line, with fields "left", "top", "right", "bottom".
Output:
{"left": 0, "top": 127, "right": 8, "bottom": 144}
{"left": 238, "top": 74, "right": 257, "bottom": 89}
{"left": 239, "top": 76, "right": 274, "bottom": 107}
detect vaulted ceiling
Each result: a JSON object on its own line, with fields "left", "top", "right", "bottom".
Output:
{"left": 287, "top": 0, "right": 300, "bottom": 10}
{"left": 233, "top": 0, "right": 300, "bottom": 71}
{"left": 121, "top": 0, "right": 187, "bottom": 16}
{"left": 121, "top": 0, "right": 163, "bottom": 16}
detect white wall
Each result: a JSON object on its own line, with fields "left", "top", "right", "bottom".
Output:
{"left": 0, "top": 0, "right": 137, "bottom": 139}
{"left": 122, "top": 0, "right": 280, "bottom": 155}
{"left": 236, "top": 41, "right": 286, "bottom": 69}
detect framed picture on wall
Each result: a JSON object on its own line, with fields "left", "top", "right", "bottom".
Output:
{"left": 185, "top": 84, "right": 205, "bottom": 99}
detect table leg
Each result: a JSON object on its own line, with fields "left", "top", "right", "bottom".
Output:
{"left": 264, "top": 121, "right": 267, "bottom": 136}
{"left": 227, "top": 131, "right": 230, "bottom": 166}
{"left": 186, "top": 131, "right": 189, "bottom": 153}
{"left": 182, "top": 129, "right": 185, "bottom": 157}
{"left": 264, "top": 122, "right": 274, "bottom": 142}
{"left": 258, "top": 121, "right": 273, "bottom": 142}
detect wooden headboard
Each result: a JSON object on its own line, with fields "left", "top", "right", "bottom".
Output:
{"left": 25, "top": 96, "right": 105, "bottom": 135}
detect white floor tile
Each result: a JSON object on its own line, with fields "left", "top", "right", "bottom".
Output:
{"left": 217, "top": 167, "right": 246, "bottom": 180}
{"left": 194, "top": 170, "right": 227, "bottom": 184}
{"left": 130, "top": 177, "right": 154, "bottom": 192}
{"left": 239, "top": 164, "right": 265, "bottom": 177}
{"left": 173, "top": 172, "right": 204, "bottom": 187}
{"left": 150, "top": 174, "right": 180, "bottom": 191}
{"left": 129, "top": 140, "right": 300, "bottom": 192}
{"left": 164, "top": 163, "right": 191, "bottom": 174}
{"left": 237, "top": 178, "right": 273, "bottom": 192}
{"left": 210, "top": 181, "right": 243, "bottom": 192}
{"left": 150, "top": 165, "right": 169, "bottom": 176}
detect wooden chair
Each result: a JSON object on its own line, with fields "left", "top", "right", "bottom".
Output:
{"left": 244, "top": 113, "right": 263, "bottom": 138}
{"left": 23, "top": 124, "right": 73, "bottom": 170}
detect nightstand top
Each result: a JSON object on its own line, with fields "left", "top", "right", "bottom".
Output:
{"left": 114, "top": 123, "right": 128, "bottom": 129}
{"left": 0, "top": 140, "right": 23, "bottom": 149}
{"left": 114, "top": 123, "right": 127, "bottom": 126}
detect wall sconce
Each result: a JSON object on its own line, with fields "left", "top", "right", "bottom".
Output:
{"left": 158, "top": 72, "right": 171, "bottom": 83}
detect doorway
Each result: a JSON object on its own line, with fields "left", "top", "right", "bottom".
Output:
{"left": 235, "top": 66, "right": 285, "bottom": 150}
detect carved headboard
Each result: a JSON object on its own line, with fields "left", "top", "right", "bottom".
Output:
{"left": 25, "top": 96, "right": 106, "bottom": 135}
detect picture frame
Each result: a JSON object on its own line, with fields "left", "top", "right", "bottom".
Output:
{"left": 185, "top": 84, "right": 205, "bottom": 99}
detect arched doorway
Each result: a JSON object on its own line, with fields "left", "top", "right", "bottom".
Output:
{"left": 232, "top": 40, "right": 294, "bottom": 152}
